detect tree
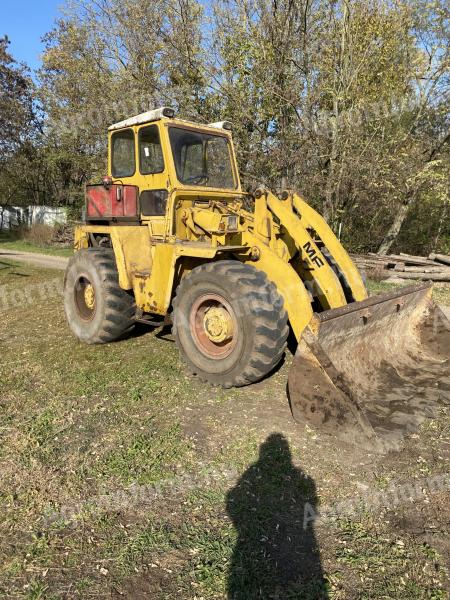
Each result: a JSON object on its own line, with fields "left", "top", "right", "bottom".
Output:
{"left": 210, "top": 0, "right": 449, "bottom": 253}
{"left": 0, "top": 36, "right": 34, "bottom": 157}
{"left": 376, "top": 0, "right": 449, "bottom": 254}
{"left": 36, "top": 0, "right": 206, "bottom": 207}
{"left": 0, "top": 36, "right": 40, "bottom": 207}
{"left": 2, "top": 0, "right": 447, "bottom": 253}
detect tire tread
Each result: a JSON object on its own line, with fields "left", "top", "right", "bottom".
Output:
{"left": 65, "top": 248, "right": 135, "bottom": 344}
{"left": 172, "top": 260, "right": 288, "bottom": 388}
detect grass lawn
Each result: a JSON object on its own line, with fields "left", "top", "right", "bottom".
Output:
{"left": 0, "top": 231, "right": 73, "bottom": 257}
{"left": 0, "top": 260, "right": 449, "bottom": 599}
{"left": 366, "top": 277, "right": 450, "bottom": 306}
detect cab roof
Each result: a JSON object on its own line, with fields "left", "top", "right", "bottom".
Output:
{"left": 108, "top": 107, "right": 232, "bottom": 134}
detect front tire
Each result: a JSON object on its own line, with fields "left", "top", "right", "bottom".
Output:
{"left": 64, "top": 248, "right": 136, "bottom": 344}
{"left": 172, "top": 261, "right": 289, "bottom": 387}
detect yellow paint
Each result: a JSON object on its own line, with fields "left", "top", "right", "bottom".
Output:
{"left": 74, "top": 227, "right": 89, "bottom": 250}
{"left": 134, "top": 243, "right": 177, "bottom": 314}
{"left": 241, "top": 231, "right": 313, "bottom": 338}
{"left": 203, "top": 306, "right": 234, "bottom": 342}
{"left": 267, "top": 191, "right": 346, "bottom": 309}
{"left": 292, "top": 193, "right": 368, "bottom": 301}
{"left": 84, "top": 284, "right": 96, "bottom": 310}
{"left": 75, "top": 112, "right": 370, "bottom": 340}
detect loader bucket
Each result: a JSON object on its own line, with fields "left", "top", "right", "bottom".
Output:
{"left": 288, "top": 284, "right": 450, "bottom": 453}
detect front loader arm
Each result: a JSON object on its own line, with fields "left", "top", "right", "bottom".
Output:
{"left": 243, "top": 187, "right": 371, "bottom": 337}
{"left": 243, "top": 231, "right": 314, "bottom": 338}
{"left": 251, "top": 189, "right": 367, "bottom": 312}
{"left": 266, "top": 191, "right": 347, "bottom": 309}
{"left": 291, "top": 194, "right": 367, "bottom": 302}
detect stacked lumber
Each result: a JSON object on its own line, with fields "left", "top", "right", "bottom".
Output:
{"left": 352, "top": 252, "right": 450, "bottom": 283}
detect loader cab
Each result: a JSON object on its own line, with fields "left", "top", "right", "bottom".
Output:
{"left": 102, "top": 107, "right": 241, "bottom": 237}
{"left": 108, "top": 110, "right": 172, "bottom": 236}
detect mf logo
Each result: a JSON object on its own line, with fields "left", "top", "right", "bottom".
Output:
{"left": 303, "top": 242, "right": 325, "bottom": 268}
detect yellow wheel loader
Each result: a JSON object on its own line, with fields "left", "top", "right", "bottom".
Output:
{"left": 64, "top": 107, "right": 450, "bottom": 452}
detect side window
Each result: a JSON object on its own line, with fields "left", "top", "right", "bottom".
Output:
{"left": 111, "top": 129, "right": 135, "bottom": 178}
{"left": 139, "top": 125, "right": 164, "bottom": 175}
{"left": 140, "top": 190, "right": 168, "bottom": 216}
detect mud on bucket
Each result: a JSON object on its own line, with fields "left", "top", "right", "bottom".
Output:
{"left": 288, "top": 284, "right": 450, "bottom": 453}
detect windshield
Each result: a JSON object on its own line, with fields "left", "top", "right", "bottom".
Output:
{"left": 169, "top": 127, "right": 236, "bottom": 189}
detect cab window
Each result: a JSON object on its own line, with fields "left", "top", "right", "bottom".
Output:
{"left": 111, "top": 129, "right": 135, "bottom": 178}
{"left": 139, "top": 125, "right": 164, "bottom": 174}
{"left": 169, "top": 127, "right": 236, "bottom": 189}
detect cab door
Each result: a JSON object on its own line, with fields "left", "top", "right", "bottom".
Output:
{"left": 136, "top": 124, "right": 169, "bottom": 237}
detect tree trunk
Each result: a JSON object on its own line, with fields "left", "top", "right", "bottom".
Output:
{"left": 323, "top": 0, "right": 349, "bottom": 225}
{"left": 377, "top": 192, "right": 415, "bottom": 255}
{"left": 432, "top": 199, "right": 448, "bottom": 252}
{"left": 323, "top": 99, "right": 339, "bottom": 224}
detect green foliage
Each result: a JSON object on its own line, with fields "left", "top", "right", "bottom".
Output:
{"left": 1, "top": 0, "right": 449, "bottom": 253}
{"left": 0, "top": 36, "right": 34, "bottom": 158}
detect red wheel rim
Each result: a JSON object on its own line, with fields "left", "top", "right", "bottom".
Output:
{"left": 190, "top": 293, "right": 238, "bottom": 359}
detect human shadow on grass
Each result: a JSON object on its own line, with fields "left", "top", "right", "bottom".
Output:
{"left": 226, "top": 433, "right": 328, "bottom": 600}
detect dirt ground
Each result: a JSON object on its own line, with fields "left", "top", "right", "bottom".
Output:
{"left": 0, "top": 249, "right": 68, "bottom": 270}
{"left": 0, "top": 258, "right": 449, "bottom": 599}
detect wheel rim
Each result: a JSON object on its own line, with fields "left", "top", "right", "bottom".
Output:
{"left": 74, "top": 275, "right": 97, "bottom": 320}
{"left": 190, "top": 293, "right": 238, "bottom": 359}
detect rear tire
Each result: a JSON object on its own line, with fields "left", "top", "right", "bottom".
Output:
{"left": 64, "top": 248, "right": 135, "bottom": 344}
{"left": 172, "top": 261, "right": 289, "bottom": 387}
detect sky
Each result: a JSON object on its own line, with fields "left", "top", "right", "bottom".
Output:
{"left": 1, "top": 0, "right": 62, "bottom": 70}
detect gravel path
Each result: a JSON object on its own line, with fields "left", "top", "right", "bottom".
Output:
{"left": 0, "top": 249, "right": 69, "bottom": 270}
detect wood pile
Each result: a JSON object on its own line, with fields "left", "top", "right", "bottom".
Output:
{"left": 352, "top": 252, "right": 450, "bottom": 283}
{"left": 51, "top": 223, "right": 74, "bottom": 247}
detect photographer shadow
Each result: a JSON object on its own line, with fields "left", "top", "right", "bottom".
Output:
{"left": 226, "top": 433, "right": 328, "bottom": 599}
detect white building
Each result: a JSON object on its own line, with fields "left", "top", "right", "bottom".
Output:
{"left": 0, "top": 205, "right": 68, "bottom": 229}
